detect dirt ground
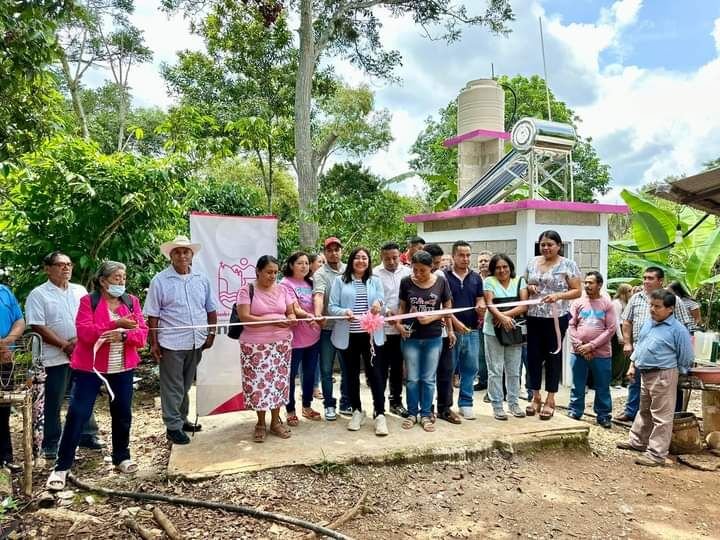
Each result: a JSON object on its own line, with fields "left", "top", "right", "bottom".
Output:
{"left": 5, "top": 368, "right": 720, "bottom": 539}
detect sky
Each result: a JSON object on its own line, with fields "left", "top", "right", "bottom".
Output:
{"left": 117, "top": 0, "right": 720, "bottom": 203}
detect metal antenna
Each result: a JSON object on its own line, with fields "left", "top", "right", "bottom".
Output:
{"left": 491, "top": 62, "right": 495, "bottom": 79}
{"left": 538, "top": 16, "right": 552, "bottom": 121}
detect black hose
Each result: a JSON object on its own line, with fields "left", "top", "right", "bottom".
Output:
{"left": 609, "top": 213, "right": 711, "bottom": 254}
{"left": 68, "top": 473, "right": 352, "bottom": 539}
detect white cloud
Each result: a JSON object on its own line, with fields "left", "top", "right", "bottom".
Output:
{"left": 713, "top": 17, "right": 720, "bottom": 53}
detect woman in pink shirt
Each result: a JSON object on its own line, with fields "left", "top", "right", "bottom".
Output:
{"left": 237, "top": 255, "right": 297, "bottom": 442}
{"left": 280, "top": 252, "right": 322, "bottom": 426}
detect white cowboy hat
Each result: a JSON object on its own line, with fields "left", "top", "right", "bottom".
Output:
{"left": 160, "top": 235, "right": 201, "bottom": 259}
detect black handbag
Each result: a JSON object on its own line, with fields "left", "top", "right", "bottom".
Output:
{"left": 493, "top": 279, "right": 524, "bottom": 346}
{"left": 228, "top": 283, "right": 253, "bottom": 340}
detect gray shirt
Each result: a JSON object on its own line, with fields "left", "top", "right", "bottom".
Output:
{"left": 312, "top": 262, "right": 346, "bottom": 330}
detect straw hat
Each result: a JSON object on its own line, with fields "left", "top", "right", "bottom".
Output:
{"left": 160, "top": 235, "right": 201, "bottom": 259}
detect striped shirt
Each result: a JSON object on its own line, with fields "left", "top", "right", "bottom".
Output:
{"left": 106, "top": 309, "right": 126, "bottom": 373}
{"left": 349, "top": 280, "right": 369, "bottom": 333}
{"left": 622, "top": 290, "right": 693, "bottom": 342}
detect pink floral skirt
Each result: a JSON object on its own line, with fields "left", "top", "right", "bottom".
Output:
{"left": 240, "top": 339, "right": 291, "bottom": 411}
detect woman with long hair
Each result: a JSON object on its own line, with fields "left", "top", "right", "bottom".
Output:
{"left": 611, "top": 283, "right": 633, "bottom": 386}
{"left": 280, "top": 251, "right": 322, "bottom": 426}
{"left": 328, "top": 247, "right": 388, "bottom": 435}
{"left": 237, "top": 255, "right": 297, "bottom": 442}
{"left": 484, "top": 253, "right": 528, "bottom": 421}
{"left": 524, "top": 231, "right": 582, "bottom": 420}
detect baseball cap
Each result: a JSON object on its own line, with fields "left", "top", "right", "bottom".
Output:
{"left": 324, "top": 237, "right": 342, "bottom": 248}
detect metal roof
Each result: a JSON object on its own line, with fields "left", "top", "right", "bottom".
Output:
{"left": 652, "top": 167, "right": 720, "bottom": 216}
{"left": 452, "top": 149, "right": 527, "bottom": 209}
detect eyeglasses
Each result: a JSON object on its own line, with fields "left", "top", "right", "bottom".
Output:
{"left": 52, "top": 262, "right": 73, "bottom": 268}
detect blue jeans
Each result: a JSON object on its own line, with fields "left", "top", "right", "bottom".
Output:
{"left": 402, "top": 337, "right": 442, "bottom": 417}
{"left": 624, "top": 373, "right": 640, "bottom": 418}
{"left": 477, "top": 336, "right": 488, "bottom": 387}
{"left": 453, "top": 330, "right": 480, "bottom": 407}
{"left": 56, "top": 370, "right": 134, "bottom": 471}
{"left": 42, "top": 364, "right": 98, "bottom": 455}
{"left": 319, "top": 330, "right": 349, "bottom": 409}
{"left": 569, "top": 354, "right": 612, "bottom": 421}
{"left": 288, "top": 342, "right": 320, "bottom": 412}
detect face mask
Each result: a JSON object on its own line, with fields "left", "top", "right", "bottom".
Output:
{"left": 107, "top": 284, "right": 125, "bottom": 298}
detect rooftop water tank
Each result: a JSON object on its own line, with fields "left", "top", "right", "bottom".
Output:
{"left": 510, "top": 117, "right": 577, "bottom": 153}
{"left": 457, "top": 79, "right": 504, "bottom": 137}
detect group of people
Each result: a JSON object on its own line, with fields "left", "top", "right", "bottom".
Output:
{"left": 0, "top": 229, "right": 699, "bottom": 492}
{"left": 234, "top": 230, "right": 587, "bottom": 441}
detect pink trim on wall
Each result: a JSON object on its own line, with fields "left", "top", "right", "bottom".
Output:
{"left": 405, "top": 199, "right": 629, "bottom": 223}
{"left": 443, "top": 128, "right": 511, "bottom": 148}
{"left": 189, "top": 211, "right": 277, "bottom": 220}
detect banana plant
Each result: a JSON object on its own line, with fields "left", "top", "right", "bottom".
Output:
{"left": 611, "top": 189, "right": 720, "bottom": 294}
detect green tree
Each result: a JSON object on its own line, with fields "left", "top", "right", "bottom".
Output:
{"left": 164, "top": 0, "right": 514, "bottom": 248}
{"left": 410, "top": 74, "right": 611, "bottom": 208}
{"left": 0, "top": 135, "right": 187, "bottom": 298}
{"left": 317, "top": 162, "right": 422, "bottom": 253}
{"left": 74, "top": 82, "right": 167, "bottom": 155}
{"left": 57, "top": 0, "right": 152, "bottom": 148}
{"left": 0, "top": 0, "right": 72, "bottom": 160}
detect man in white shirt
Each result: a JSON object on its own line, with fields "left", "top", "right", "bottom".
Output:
{"left": 25, "top": 252, "right": 103, "bottom": 459}
{"left": 374, "top": 242, "right": 412, "bottom": 418}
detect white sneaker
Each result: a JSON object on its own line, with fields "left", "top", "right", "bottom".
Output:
{"left": 374, "top": 414, "right": 389, "bottom": 436}
{"left": 347, "top": 410, "right": 366, "bottom": 431}
{"left": 324, "top": 406, "right": 337, "bottom": 421}
{"left": 459, "top": 406, "right": 476, "bottom": 420}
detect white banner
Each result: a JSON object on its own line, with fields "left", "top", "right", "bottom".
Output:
{"left": 189, "top": 212, "right": 278, "bottom": 416}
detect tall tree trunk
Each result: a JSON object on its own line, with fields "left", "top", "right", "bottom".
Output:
{"left": 60, "top": 51, "right": 89, "bottom": 139}
{"left": 295, "top": 0, "right": 318, "bottom": 248}
{"left": 117, "top": 85, "right": 127, "bottom": 152}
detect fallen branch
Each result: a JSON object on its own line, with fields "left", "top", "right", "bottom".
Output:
{"left": 153, "top": 506, "right": 182, "bottom": 540}
{"left": 302, "top": 489, "right": 367, "bottom": 540}
{"left": 124, "top": 517, "right": 156, "bottom": 540}
{"left": 68, "top": 473, "right": 350, "bottom": 539}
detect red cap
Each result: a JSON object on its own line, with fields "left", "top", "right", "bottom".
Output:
{"left": 324, "top": 237, "right": 342, "bottom": 248}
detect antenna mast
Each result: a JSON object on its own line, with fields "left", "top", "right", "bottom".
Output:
{"left": 538, "top": 16, "right": 552, "bottom": 121}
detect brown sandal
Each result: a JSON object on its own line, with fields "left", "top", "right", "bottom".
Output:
{"left": 287, "top": 413, "right": 299, "bottom": 427}
{"left": 420, "top": 417, "right": 436, "bottom": 432}
{"left": 269, "top": 421, "right": 291, "bottom": 439}
{"left": 402, "top": 417, "right": 417, "bottom": 430}
{"left": 253, "top": 424, "right": 267, "bottom": 443}
{"left": 526, "top": 399, "right": 542, "bottom": 416}
{"left": 302, "top": 407, "right": 321, "bottom": 421}
{"left": 539, "top": 404, "right": 555, "bottom": 420}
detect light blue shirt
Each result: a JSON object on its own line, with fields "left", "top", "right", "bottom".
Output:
{"left": 328, "top": 275, "right": 385, "bottom": 349}
{"left": 632, "top": 314, "right": 694, "bottom": 374}
{"left": 0, "top": 285, "right": 23, "bottom": 338}
{"left": 144, "top": 266, "right": 217, "bottom": 350}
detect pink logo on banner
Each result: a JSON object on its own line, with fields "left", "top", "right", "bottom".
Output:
{"left": 218, "top": 259, "right": 256, "bottom": 310}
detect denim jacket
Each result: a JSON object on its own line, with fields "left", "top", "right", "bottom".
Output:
{"left": 328, "top": 275, "right": 385, "bottom": 349}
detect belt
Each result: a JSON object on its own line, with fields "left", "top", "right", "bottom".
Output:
{"left": 639, "top": 367, "right": 673, "bottom": 374}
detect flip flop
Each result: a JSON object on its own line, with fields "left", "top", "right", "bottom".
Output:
{"left": 115, "top": 459, "right": 138, "bottom": 474}
{"left": 46, "top": 469, "right": 68, "bottom": 491}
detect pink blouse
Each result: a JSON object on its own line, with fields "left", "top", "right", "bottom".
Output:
{"left": 236, "top": 284, "right": 293, "bottom": 344}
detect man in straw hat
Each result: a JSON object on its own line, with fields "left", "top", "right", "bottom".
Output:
{"left": 144, "top": 235, "right": 217, "bottom": 445}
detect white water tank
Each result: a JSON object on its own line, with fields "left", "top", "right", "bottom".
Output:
{"left": 457, "top": 79, "right": 505, "bottom": 136}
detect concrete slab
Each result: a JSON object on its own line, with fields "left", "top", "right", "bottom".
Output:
{"left": 168, "top": 385, "right": 589, "bottom": 480}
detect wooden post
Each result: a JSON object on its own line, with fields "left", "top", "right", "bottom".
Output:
{"left": 22, "top": 392, "right": 32, "bottom": 496}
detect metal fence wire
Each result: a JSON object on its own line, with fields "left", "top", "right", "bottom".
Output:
{"left": 0, "top": 333, "right": 43, "bottom": 396}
